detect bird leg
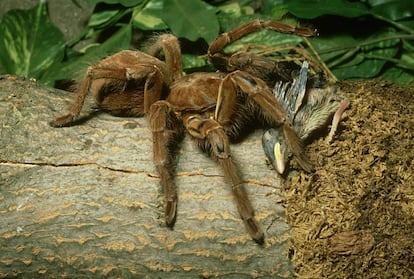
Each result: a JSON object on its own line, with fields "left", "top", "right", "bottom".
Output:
{"left": 327, "top": 97, "right": 350, "bottom": 143}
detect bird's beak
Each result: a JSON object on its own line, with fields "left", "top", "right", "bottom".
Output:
{"left": 273, "top": 142, "right": 286, "bottom": 174}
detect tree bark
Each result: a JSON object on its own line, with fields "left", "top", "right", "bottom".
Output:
{"left": 0, "top": 75, "right": 292, "bottom": 278}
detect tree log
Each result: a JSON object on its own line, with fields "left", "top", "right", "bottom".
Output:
{"left": 0, "top": 76, "right": 293, "bottom": 278}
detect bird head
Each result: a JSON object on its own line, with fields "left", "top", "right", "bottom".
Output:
{"left": 262, "top": 128, "right": 290, "bottom": 174}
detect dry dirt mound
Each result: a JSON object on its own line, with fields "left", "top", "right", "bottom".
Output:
{"left": 283, "top": 79, "right": 413, "bottom": 278}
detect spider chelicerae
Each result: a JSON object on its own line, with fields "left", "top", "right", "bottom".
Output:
{"left": 50, "top": 19, "right": 316, "bottom": 244}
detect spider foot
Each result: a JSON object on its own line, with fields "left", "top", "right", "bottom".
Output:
{"left": 49, "top": 114, "right": 75, "bottom": 127}
{"left": 164, "top": 199, "right": 177, "bottom": 228}
{"left": 246, "top": 217, "right": 265, "bottom": 245}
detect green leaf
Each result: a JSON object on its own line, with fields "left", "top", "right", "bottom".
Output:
{"left": 182, "top": 54, "right": 208, "bottom": 71}
{"left": 332, "top": 55, "right": 382, "bottom": 79}
{"left": 84, "top": 0, "right": 144, "bottom": 7}
{"left": 399, "top": 52, "right": 414, "bottom": 70}
{"left": 383, "top": 67, "right": 414, "bottom": 86}
{"left": 310, "top": 35, "right": 357, "bottom": 64}
{"left": 286, "top": 0, "right": 368, "bottom": 19}
{"left": 88, "top": 8, "right": 131, "bottom": 29}
{"left": 261, "top": 0, "right": 288, "bottom": 19}
{"left": 223, "top": 29, "right": 306, "bottom": 54}
{"left": 330, "top": 30, "right": 400, "bottom": 79}
{"left": 369, "top": 0, "right": 414, "bottom": 21}
{"left": 88, "top": 8, "right": 125, "bottom": 28}
{"left": 161, "top": 0, "right": 219, "bottom": 43}
{"left": 216, "top": 2, "right": 243, "bottom": 18}
{"left": 132, "top": 0, "right": 167, "bottom": 30}
{"left": 44, "top": 24, "right": 132, "bottom": 83}
{"left": 0, "top": 1, "right": 65, "bottom": 83}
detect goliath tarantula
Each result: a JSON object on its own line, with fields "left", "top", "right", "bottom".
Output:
{"left": 50, "top": 19, "right": 316, "bottom": 244}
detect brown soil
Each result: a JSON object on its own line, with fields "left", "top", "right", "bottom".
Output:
{"left": 283, "top": 79, "right": 414, "bottom": 278}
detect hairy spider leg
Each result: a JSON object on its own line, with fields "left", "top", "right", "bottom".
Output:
{"left": 50, "top": 66, "right": 128, "bottom": 127}
{"left": 215, "top": 71, "right": 313, "bottom": 173}
{"left": 125, "top": 64, "right": 166, "bottom": 114}
{"left": 50, "top": 51, "right": 169, "bottom": 127}
{"left": 149, "top": 100, "right": 184, "bottom": 227}
{"left": 183, "top": 113, "right": 265, "bottom": 244}
{"left": 51, "top": 33, "right": 183, "bottom": 128}
{"left": 208, "top": 19, "right": 316, "bottom": 73}
{"left": 145, "top": 34, "right": 183, "bottom": 81}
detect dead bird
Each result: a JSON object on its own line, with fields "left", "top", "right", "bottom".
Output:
{"left": 262, "top": 61, "right": 350, "bottom": 174}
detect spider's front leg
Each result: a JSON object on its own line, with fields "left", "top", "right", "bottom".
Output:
{"left": 215, "top": 71, "right": 314, "bottom": 173}
{"left": 208, "top": 19, "right": 316, "bottom": 73}
{"left": 149, "top": 101, "right": 184, "bottom": 227}
{"left": 183, "top": 114, "right": 265, "bottom": 244}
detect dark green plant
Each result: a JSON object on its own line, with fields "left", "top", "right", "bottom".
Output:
{"left": 0, "top": 0, "right": 413, "bottom": 86}
{"left": 0, "top": 1, "right": 65, "bottom": 85}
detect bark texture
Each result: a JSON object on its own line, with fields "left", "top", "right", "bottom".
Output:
{"left": 0, "top": 76, "right": 293, "bottom": 278}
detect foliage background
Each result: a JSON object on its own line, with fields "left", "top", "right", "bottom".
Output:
{"left": 0, "top": 0, "right": 413, "bottom": 86}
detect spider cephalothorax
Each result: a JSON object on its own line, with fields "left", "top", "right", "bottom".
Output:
{"left": 51, "top": 20, "right": 316, "bottom": 244}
